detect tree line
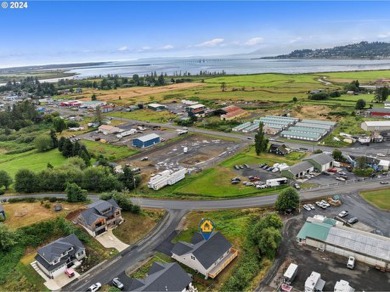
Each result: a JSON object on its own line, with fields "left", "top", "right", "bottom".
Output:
{"left": 13, "top": 157, "right": 139, "bottom": 193}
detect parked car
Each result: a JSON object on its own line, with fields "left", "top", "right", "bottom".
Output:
{"left": 380, "top": 181, "right": 389, "bottom": 185}
{"left": 231, "top": 177, "right": 241, "bottom": 182}
{"left": 239, "top": 165, "right": 244, "bottom": 169}
{"left": 347, "top": 256, "right": 355, "bottom": 269}
{"left": 87, "top": 282, "right": 102, "bottom": 292}
{"left": 327, "top": 168, "right": 337, "bottom": 173}
{"left": 140, "top": 156, "right": 149, "bottom": 161}
{"left": 261, "top": 164, "right": 269, "bottom": 169}
{"left": 244, "top": 164, "right": 250, "bottom": 168}
{"left": 335, "top": 176, "right": 346, "bottom": 181}
{"left": 231, "top": 180, "right": 240, "bottom": 185}
{"left": 112, "top": 278, "right": 124, "bottom": 290}
{"left": 259, "top": 163, "right": 265, "bottom": 168}
{"left": 347, "top": 217, "right": 358, "bottom": 224}
{"left": 338, "top": 210, "right": 349, "bottom": 218}
{"left": 308, "top": 203, "right": 315, "bottom": 210}
{"left": 320, "top": 200, "right": 330, "bottom": 208}
{"left": 267, "top": 167, "right": 274, "bottom": 172}
{"left": 65, "top": 268, "right": 75, "bottom": 278}
{"left": 321, "top": 171, "right": 331, "bottom": 176}
{"left": 303, "top": 204, "right": 311, "bottom": 211}
{"left": 256, "top": 184, "right": 267, "bottom": 189}
{"left": 234, "top": 165, "right": 240, "bottom": 170}
{"left": 294, "top": 183, "right": 301, "bottom": 190}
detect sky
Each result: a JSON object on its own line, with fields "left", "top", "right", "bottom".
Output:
{"left": 1, "top": 1, "right": 390, "bottom": 67}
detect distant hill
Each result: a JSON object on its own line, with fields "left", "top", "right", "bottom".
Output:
{"left": 260, "top": 41, "right": 390, "bottom": 59}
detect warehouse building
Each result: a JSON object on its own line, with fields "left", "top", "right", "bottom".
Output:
{"left": 303, "top": 153, "right": 334, "bottom": 172}
{"left": 132, "top": 133, "right": 160, "bottom": 148}
{"left": 281, "top": 119, "right": 336, "bottom": 141}
{"left": 282, "top": 153, "right": 334, "bottom": 179}
{"left": 281, "top": 161, "right": 314, "bottom": 179}
{"left": 365, "top": 108, "right": 390, "bottom": 117}
{"left": 361, "top": 121, "right": 390, "bottom": 132}
{"left": 280, "top": 130, "right": 322, "bottom": 141}
{"left": 297, "top": 217, "right": 390, "bottom": 272}
{"left": 148, "top": 103, "right": 167, "bottom": 111}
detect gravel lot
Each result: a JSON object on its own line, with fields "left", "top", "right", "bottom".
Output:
{"left": 259, "top": 192, "right": 390, "bottom": 291}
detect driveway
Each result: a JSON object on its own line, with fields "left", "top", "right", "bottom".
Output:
{"left": 96, "top": 230, "right": 129, "bottom": 252}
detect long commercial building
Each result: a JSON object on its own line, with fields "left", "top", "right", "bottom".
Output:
{"left": 361, "top": 121, "right": 390, "bottom": 132}
{"left": 297, "top": 216, "right": 390, "bottom": 272}
{"left": 280, "top": 119, "right": 336, "bottom": 141}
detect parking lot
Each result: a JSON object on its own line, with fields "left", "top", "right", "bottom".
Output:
{"left": 259, "top": 193, "right": 390, "bottom": 291}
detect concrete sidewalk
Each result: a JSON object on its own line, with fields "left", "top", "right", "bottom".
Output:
{"left": 96, "top": 229, "right": 129, "bottom": 252}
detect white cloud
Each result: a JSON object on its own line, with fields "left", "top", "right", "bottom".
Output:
{"left": 117, "top": 46, "right": 128, "bottom": 51}
{"left": 244, "top": 37, "right": 264, "bottom": 46}
{"left": 289, "top": 37, "right": 303, "bottom": 44}
{"left": 195, "top": 38, "right": 224, "bottom": 47}
{"left": 162, "top": 44, "right": 174, "bottom": 50}
{"left": 378, "top": 32, "right": 390, "bottom": 38}
{"left": 138, "top": 46, "right": 152, "bottom": 52}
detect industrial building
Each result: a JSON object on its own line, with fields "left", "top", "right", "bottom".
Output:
{"left": 297, "top": 217, "right": 390, "bottom": 272}
{"left": 98, "top": 125, "right": 122, "bottom": 134}
{"left": 232, "top": 116, "right": 297, "bottom": 134}
{"left": 219, "top": 105, "right": 248, "bottom": 120}
{"left": 280, "top": 119, "right": 336, "bottom": 142}
{"left": 148, "top": 168, "right": 187, "bottom": 190}
{"left": 361, "top": 121, "right": 390, "bottom": 132}
{"left": 132, "top": 133, "right": 161, "bottom": 148}
{"left": 282, "top": 153, "right": 334, "bottom": 179}
{"left": 365, "top": 108, "right": 390, "bottom": 117}
{"left": 147, "top": 103, "right": 167, "bottom": 111}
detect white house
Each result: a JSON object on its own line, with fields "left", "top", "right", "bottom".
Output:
{"left": 34, "top": 234, "right": 86, "bottom": 279}
{"left": 171, "top": 232, "right": 238, "bottom": 279}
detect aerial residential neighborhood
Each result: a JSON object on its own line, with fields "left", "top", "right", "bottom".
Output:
{"left": 1, "top": 1, "right": 390, "bottom": 292}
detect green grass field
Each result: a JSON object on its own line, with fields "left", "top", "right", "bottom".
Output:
{"left": 109, "top": 109, "right": 176, "bottom": 123}
{"left": 81, "top": 139, "right": 138, "bottom": 161}
{"left": 360, "top": 188, "right": 390, "bottom": 210}
{"left": 0, "top": 149, "right": 66, "bottom": 179}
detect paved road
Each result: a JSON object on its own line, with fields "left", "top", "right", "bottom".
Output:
{"left": 63, "top": 209, "right": 188, "bottom": 292}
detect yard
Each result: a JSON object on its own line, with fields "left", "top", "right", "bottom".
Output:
{"left": 0, "top": 149, "right": 66, "bottom": 180}
{"left": 360, "top": 188, "right": 390, "bottom": 210}
{"left": 80, "top": 139, "right": 139, "bottom": 161}
{"left": 2, "top": 201, "right": 86, "bottom": 229}
{"left": 113, "top": 209, "right": 166, "bottom": 244}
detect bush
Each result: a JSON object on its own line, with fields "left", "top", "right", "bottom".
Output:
{"left": 8, "top": 197, "right": 37, "bottom": 203}
{"left": 44, "top": 203, "right": 51, "bottom": 209}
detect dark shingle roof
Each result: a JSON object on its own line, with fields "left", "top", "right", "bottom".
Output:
{"left": 172, "top": 232, "right": 232, "bottom": 270}
{"left": 80, "top": 199, "right": 120, "bottom": 226}
{"left": 35, "top": 234, "right": 84, "bottom": 271}
{"left": 129, "top": 262, "right": 192, "bottom": 291}
{"left": 171, "top": 242, "right": 192, "bottom": 256}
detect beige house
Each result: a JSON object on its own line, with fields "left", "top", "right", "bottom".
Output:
{"left": 171, "top": 232, "right": 238, "bottom": 279}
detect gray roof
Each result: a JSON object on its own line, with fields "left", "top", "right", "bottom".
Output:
{"left": 287, "top": 161, "right": 313, "bottom": 175}
{"left": 135, "top": 133, "right": 160, "bottom": 143}
{"left": 172, "top": 232, "right": 232, "bottom": 270}
{"left": 129, "top": 262, "right": 192, "bottom": 291}
{"left": 80, "top": 199, "right": 120, "bottom": 226}
{"left": 35, "top": 234, "right": 84, "bottom": 271}
{"left": 171, "top": 242, "right": 193, "bottom": 256}
{"left": 304, "top": 153, "right": 334, "bottom": 166}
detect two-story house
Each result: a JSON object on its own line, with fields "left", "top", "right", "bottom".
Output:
{"left": 77, "top": 199, "right": 123, "bottom": 237}
{"left": 127, "top": 262, "right": 195, "bottom": 292}
{"left": 34, "top": 234, "right": 86, "bottom": 279}
{"left": 171, "top": 232, "right": 238, "bottom": 279}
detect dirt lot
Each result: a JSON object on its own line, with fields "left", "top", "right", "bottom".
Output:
{"left": 259, "top": 193, "right": 390, "bottom": 291}
{"left": 2, "top": 202, "right": 85, "bottom": 228}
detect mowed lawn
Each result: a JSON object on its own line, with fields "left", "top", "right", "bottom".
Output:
{"left": 81, "top": 139, "right": 139, "bottom": 161}
{"left": 360, "top": 188, "right": 390, "bottom": 210}
{"left": 0, "top": 149, "right": 66, "bottom": 179}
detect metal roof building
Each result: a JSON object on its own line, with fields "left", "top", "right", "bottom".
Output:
{"left": 132, "top": 133, "right": 161, "bottom": 148}
{"left": 280, "top": 130, "right": 322, "bottom": 141}
{"left": 361, "top": 121, "right": 390, "bottom": 132}
{"left": 297, "top": 217, "right": 390, "bottom": 272}
{"left": 301, "top": 119, "right": 336, "bottom": 127}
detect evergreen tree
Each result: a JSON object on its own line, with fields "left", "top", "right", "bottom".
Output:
{"left": 254, "top": 122, "right": 268, "bottom": 156}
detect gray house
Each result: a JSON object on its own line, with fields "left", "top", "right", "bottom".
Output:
{"left": 0, "top": 204, "right": 5, "bottom": 220}
{"left": 77, "top": 199, "right": 123, "bottom": 237}
{"left": 35, "top": 234, "right": 86, "bottom": 279}
{"left": 127, "top": 262, "right": 194, "bottom": 292}
{"left": 172, "top": 232, "right": 238, "bottom": 279}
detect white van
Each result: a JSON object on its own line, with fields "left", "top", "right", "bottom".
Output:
{"left": 347, "top": 256, "right": 355, "bottom": 269}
